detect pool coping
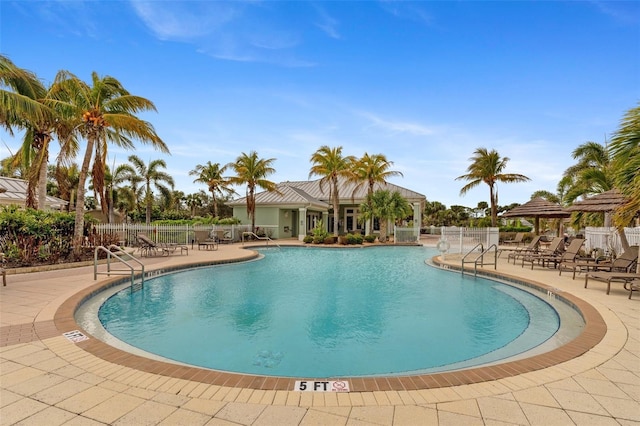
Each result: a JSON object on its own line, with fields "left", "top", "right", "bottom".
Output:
{"left": 53, "top": 248, "right": 607, "bottom": 393}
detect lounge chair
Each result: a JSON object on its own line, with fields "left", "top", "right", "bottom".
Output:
{"left": 547, "top": 238, "right": 586, "bottom": 271}
{"left": 627, "top": 279, "right": 640, "bottom": 299}
{"left": 137, "top": 233, "right": 168, "bottom": 257}
{"left": 137, "top": 233, "right": 189, "bottom": 256}
{"left": 194, "top": 230, "right": 218, "bottom": 250}
{"left": 559, "top": 245, "right": 638, "bottom": 279}
{"left": 1, "top": 252, "right": 6, "bottom": 287}
{"left": 501, "top": 235, "right": 542, "bottom": 263}
{"left": 502, "top": 232, "right": 525, "bottom": 246}
{"left": 584, "top": 271, "right": 640, "bottom": 296}
{"left": 521, "top": 237, "right": 564, "bottom": 269}
{"left": 215, "top": 229, "right": 234, "bottom": 244}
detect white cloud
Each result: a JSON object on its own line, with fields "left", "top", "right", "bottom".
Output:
{"left": 313, "top": 4, "right": 341, "bottom": 39}
{"left": 357, "top": 111, "right": 438, "bottom": 136}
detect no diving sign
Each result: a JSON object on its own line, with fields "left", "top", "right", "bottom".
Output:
{"left": 294, "top": 380, "right": 350, "bottom": 392}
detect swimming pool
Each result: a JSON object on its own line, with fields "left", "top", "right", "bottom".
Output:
{"left": 80, "top": 246, "right": 584, "bottom": 378}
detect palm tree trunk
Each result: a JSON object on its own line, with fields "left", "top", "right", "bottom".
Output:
{"left": 490, "top": 186, "right": 498, "bottom": 227}
{"left": 332, "top": 178, "right": 339, "bottom": 236}
{"left": 37, "top": 147, "right": 48, "bottom": 210}
{"left": 73, "top": 138, "right": 95, "bottom": 254}
{"left": 211, "top": 190, "right": 218, "bottom": 218}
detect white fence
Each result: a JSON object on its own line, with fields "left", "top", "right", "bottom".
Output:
{"left": 439, "top": 227, "right": 500, "bottom": 254}
{"left": 92, "top": 224, "right": 278, "bottom": 247}
{"left": 394, "top": 226, "right": 420, "bottom": 243}
{"left": 583, "top": 227, "right": 640, "bottom": 256}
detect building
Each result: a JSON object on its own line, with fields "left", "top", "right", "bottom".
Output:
{"left": 228, "top": 178, "right": 426, "bottom": 240}
{"left": 0, "top": 176, "right": 68, "bottom": 210}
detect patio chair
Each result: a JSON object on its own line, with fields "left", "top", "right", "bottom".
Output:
{"left": 521, "top": 237, "right": 564, "bottom": 269}
{"left": 1, "top": 252, "right": 6, "bottom": 287}
{"left": 136, "top": 233, "right": 170, "bottom": 257}
{"left": 215, "top": 229, "right": 234, "bottom": 244}
{"left": 559, "top": 245, "right": 637, "bottom": 279}
{"left": 546, "top": 238, "right": 586, "bottom": 270}
{"left": 627, "top": 279, "right": 640, "bottom": 299}
{"left": 502, "top": 232, "right": 525, "bottom": 246}
{"left": 584, "top": 271, "right": 640, "bottom": 296}
{"left": 501, "top": 235, "right": 542, "bottom": 263}
{"left": 194, "top": 230, "right": 218, "bottom": 251}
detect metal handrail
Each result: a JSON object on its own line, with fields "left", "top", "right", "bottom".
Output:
{"left": 241, "top": 231, "right": 280, "bottom": 248}
{"left": 461, "top": 243, "right": 498, "bottom": 276}
{"left": 94, "top": 245, "right": 145, "bottom": 289}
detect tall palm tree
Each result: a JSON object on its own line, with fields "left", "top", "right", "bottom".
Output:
{"left": 50, "top": 71, "right": 168, "bottom": 248}
{"left": 0, "top": 55, "right": 73, "bottom": 210}
{"left": 309, "top": 146, "right": 356, "bottom": 236}
{"left": 185, "top": 193, "right": 203, "bottom": 217}
{"left": 610, "top": 104, "right": 640, "bottom": 229}
{"left": 123, "top": 155, "right": 174, "bottom": 224}
{"left": 359, "top": 190, "right": 411, "bottom": 243}
{"left": 227, "top": 151, "right": 278, "bottom": 233}
{"left": 54, "top": 163, "right": 80, "bottom": 212}
{"left": 0, "top": 54, "right": 48, "bottom": 132}
{"left": 562, "top": 141, "right": 615, "bottom": 204}
{"left": 189, "top": 161, "right": 235, "bottom": 218}
{"left": 456, "top": 148, "right": 530, "bottom": 227}
{"left": 351, "top": 153, "right": 403, "bottom": 232}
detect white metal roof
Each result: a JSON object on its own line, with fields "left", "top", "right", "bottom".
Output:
{"left": 0, "top": 176, "right": 68, "bottom": 209}
{"left": 228, "top": 177, "right": 425, "bottom": 209}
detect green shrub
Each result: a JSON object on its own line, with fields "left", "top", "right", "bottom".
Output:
{"left": 364, "top": 234, "right": 376, "bottom": 243}
{"left": 344, "top": 233, "right": 363, "bottom": 245}
{"left": 312, "top": 236, "right": 325, "bottom": 244}
{"left": 324, "top": 236, "right": 336, "bottom": 244}
{"left": 303, "top": 235, "right": 313, "bottom": 243}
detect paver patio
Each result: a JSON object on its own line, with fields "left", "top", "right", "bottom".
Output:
{"left": 1, "top": 237, "right": 638, "bottom": 425}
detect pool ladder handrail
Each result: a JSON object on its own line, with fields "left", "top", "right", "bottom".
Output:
{"left": 461, "top": 243, "right": 498, "bottom": 276}
{"left": 241, "top": 231, "right": 281, "bottom": 248}
{"left": 94, "top": 245, "right": 145, "bottom": 289}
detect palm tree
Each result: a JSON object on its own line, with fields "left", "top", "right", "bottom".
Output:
{"left": 0, "top": 54, "right": 49, "bottom": 133}
{"left": 360, "top": 190, "right": 411, "bottom": 242}
{"left": 351, "top": 153, "right": 403, "bottom": 233}
{"left": 610, "top": 104, "right": 640, "bottom": 229}
{"left": 185, "top": 193, "right": 203, "bottom": 217}
{"left": 227, "top": 151, "right": 278, "bottom": 233}
{"left": 309, "top": 146, "right": 356, "bottom": 236}
{"left": 609, "top": 104, "right": 640, "bottom": 257}
{"left": 54, "top": 163, "right": 80, "bottom": 212}
{"left": 456, "top": 148, "right": 530, "bottom": 227}
{"left": 123, "top": 155, "right": 174, "bottom": 224}
{"left": 562, "top": 141, "right": 615, "bottom": 204}
{"left": 50, "top": 71, "right": 168, "bottom": 248}
{"left": 0, "top": 55, "right": 73, "bottom": 210}
{"left": 189, "top": 161, "right": 235, "bottom": 218}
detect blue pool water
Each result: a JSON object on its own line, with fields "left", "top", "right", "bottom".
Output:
{"left": 97, "top": 246, "right": 562, "bottom": 378}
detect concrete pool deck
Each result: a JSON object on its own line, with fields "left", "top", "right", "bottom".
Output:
{"left": 1, "top": 238, "right": 638, "bottom": 425}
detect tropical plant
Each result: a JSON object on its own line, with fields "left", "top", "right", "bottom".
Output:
{"left": 185, "top": 193, "right": 204, "bottom": 217}
{"left": 227, "top": 151, "right": 278, "bottom": 233}
{"left": 360, "top": 190, "right": 411, "bottom": 243}
{"left": 610, "top": 104, "right": 640, "bottom": 230}
{"left": 456, "top": 148, "right": 530, "bottom": 227}
{"left": 189, "top": 161, "right": 235, "bottom": 218}
{"left": 562, "top": 141, "right": 615, "bottom": 204}
{"left": 50, "top": 71, "right": 168, "bottom": 248}
{"left": 609, "top": 104, "right": 640, "bottom": 256}
{"left": 351, "top": 152, "right": 403, "bottom": 232}
{"left": 309, "top": 146, "right": 355, "bottom": 236}
{"left": 121, "top": 155, "right": 174, "bottom": 224}
{"left": 0, "top": 55, "right": 74, "bottom": 209}
{"left": 54, "top": 163, "right": 80, "bottom": 212}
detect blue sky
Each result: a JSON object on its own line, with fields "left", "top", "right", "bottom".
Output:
{"left": 1, "top": 1, "right": 639, "bottom": 209}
